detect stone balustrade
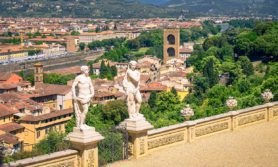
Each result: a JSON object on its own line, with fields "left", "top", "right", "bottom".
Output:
{"left": 146, "top": 102, "right": 278, "bottom": 153}
{"left": 5, "top": 149, "right": 79, "bottom": 167}
{"left": 4, "top": 102, "right": 278, "bottom": 166}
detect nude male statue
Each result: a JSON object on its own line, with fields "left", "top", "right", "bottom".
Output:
{"left": 123, "top": 61, "right": 143, "bottom": 119}
{"left": 72, "top": 65, "right": 94, "bottom": 130}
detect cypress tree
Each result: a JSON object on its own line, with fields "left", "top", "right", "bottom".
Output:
{"left": 148, "top": 91, "right": 157, "bottom": 109}
{"left": 171, "top": 87, "right": 178, "bottom": 96}
{"left": 111, "top": 66, "right": 118, "bottom": 77}
{"left": 203, "top": 59, "right": 219, "bottom": 87}
{"left": 100, "top": 60, "right": 107, "bottom": 79}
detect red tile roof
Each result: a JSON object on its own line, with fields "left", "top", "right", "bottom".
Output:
{"left": 0, "top": 133, "right": 19, "bottom": 144}
{"left": 0, "top": 123, "right": 25, "bottom": 133}
{"left": 0, "top": 83, "right": 18, "bottom": 90}
{"left": 0, "top": 72, "right": 13, "bottom": 81}
{"left": 30, "top": 83, "right": 71, "bottom": 97}
{"left": 20, "top": 108, "right": 73, "bottom": 122}
{"left": 0, "top": 93, "right": 43, "bottom": 111}
{"left": 0, "top": 104, "right": 18, "bottom": 118}
{"left": 140, "top": 82, "right": 167, "bottom": 91}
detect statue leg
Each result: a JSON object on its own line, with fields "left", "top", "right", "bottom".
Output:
{"left": 127, "top": 93, "right": 136, "bottom": 118}
{"left": 75, "top": 100, "right": 82, "bottom": 128}
{"left": 80, "top": 103, "right": 89, "bottom": 126}
{"left": 135, "top": 90, "right": 142, "bottom": 115}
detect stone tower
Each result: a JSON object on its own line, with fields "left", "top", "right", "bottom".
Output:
{"left": 66, "top": 36, "right": 77, "bottom": 52}
{"left": 163, "top": 29, "right": 180, "bottom": 63}
{"left": 34, "top": 63, "right": 43, "bottom": 85}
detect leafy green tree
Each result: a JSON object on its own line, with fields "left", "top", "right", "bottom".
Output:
{"left": 102, "top": 100, "right": 128, "bottom": 125}
{"left": 79, "top": 42, "right": 86, "bottom": 51}
{"left": 193, "top": 76, "right": 209, "bottom": 95}
{"left": 236, "top": 78, "right": 251, "bottom": 93}
{"left": 180, "top": 29, "right": 191, "bottom": 42}
{"left": 34, "top": 131, "right": 70, "bottom": 154}
{"left": 237, "top": 56, "right": 254, "bottom": 76}
{"left": 43, "top": 73, "right": 75, "bottom": 85}
{"left": 126, "top": 40, "right": 140, "bottom": 50}
{"left": 71, "top": 31, "right": 80, "bottom": 36}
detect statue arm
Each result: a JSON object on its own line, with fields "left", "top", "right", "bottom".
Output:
{"left": 89, "top": 78, "right": 95, "bottom": 98}
{"left": 72, "top": 77, "right": 79, "bottom": 99}
{"left": 127, "top": 70, "right": 140, "bottom": 82}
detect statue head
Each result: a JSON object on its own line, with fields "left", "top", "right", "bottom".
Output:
{"left": 81, "top": 65, "right": 89, "bottom": 76}
{"left": 129, "top": 61, "right": 137, "bottom": 71}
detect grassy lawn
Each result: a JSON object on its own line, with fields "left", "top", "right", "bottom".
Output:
{"left": 130, "top": 47, "right": 150, "bottom": 55}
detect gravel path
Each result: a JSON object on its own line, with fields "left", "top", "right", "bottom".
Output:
{"left": 109, "top": 120, "right": 278, "bottom": 167}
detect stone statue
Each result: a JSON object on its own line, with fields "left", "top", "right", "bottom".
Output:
{"left": 72, "top": 65, "right": 94, "bottom": 130}
{"left": 123, "top": 61, "right": 143, "bottom": 119}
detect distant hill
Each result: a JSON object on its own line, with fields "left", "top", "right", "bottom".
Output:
{"left": 0, "top": 0, "right": 277, "bottom": 18}
{"left": 136, "top": 0, "right": 170, "bottom": 5}
{"left": 0, "top": 0, "right": 179, "bottom": 18}
{"left": 163, "top": 0, "right": 278, "bottom": 16}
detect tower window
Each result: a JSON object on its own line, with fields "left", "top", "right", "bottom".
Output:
{"left": 167, "top": 34, "right": 175, "bottom": 45}
{"left": 167, "top": 48, "right": 175, "bottom": 57}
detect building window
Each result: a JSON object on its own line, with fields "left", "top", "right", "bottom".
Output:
{"left": 59, "top": 125, "right": 62, "bottom": 131}
{"left": 37, "top": 131, "right": 40, "bottom": 138}
{"left": 45, "top": 128, "right": 49, "bottom": 134}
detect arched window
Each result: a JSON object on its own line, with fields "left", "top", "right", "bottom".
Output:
{"left": 167, "top": 48, "right": 175, "bottom": 57}
{"left": 167, "top": 34, "right": 175, "bottom": 45}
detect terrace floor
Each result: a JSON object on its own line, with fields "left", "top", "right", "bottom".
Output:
{"left": 109, "top": 119, "right": 278, "bottom": 167}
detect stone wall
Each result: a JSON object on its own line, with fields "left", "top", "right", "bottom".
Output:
{"left": 146, "top": 102, "right": 278, "bottom": 152}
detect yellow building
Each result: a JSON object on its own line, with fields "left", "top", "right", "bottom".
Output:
{"left": 0, "top": 103, "right": 24, "bottom": 151}
{"left": 0, "top": 50, "right": 28, "bottom": 60}
{"left": 19, "top": 108, "right": 73, "bottom": 151}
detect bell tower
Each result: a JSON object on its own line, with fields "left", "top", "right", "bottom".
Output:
{"left": 163, "top": 29, "right": 180, "bottom": 63}
{"left": 34, "top": 63, "right": 43, "bottom": 85}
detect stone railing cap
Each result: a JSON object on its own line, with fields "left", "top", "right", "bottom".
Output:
{"left": 7, "top": 149, "right": 78, "bottom": 166}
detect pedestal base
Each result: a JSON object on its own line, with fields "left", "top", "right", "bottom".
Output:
{"left": 120, "top": 117, "right": 153, "bottom": 132}
{"left": 120, "top": 116, "right": 153, "bottom": 159}
{"left": 67, "top": 127, "right": 104, "bottom": 144}
{"left": 66, "top": 127, "right": 104, "bottom": 167}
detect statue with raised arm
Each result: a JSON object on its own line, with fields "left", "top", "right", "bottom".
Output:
{"left": 123, "top": 61, "right": 143, "bottom": 119}
{"left": 72, "top": 65, "right": 94, "bottom": 130}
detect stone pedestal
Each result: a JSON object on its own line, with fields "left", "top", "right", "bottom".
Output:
{"left": 67, "top": 127, "right": 104, "bottom": 167}
{"left": 120, "top": 117, "right": 153, "bottom": 159}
